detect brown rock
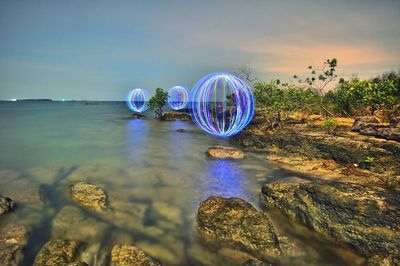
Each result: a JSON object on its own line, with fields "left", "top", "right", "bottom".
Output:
{"left": 70, "top": 182, "right": 107, "bottom": 210}
{"left": 33, "top": 240, "right": 85, "bottom": 266}
{"left": 0, "top": 196, "right": 15, "bottom": 215}
{"left": 0, "top": 224, "right": 29, "bottom": 266}
{"left": 389, "top": 117, "right": 400, "bottom": 128}
{"left": 207, "top": 146, "right": 246, "bottom": 159}
{"left": 197, "top": 196, "right": 281, "bottom": 262}
{"left": 321, "top": 160, "right": 338, "bottom": 170}
{"left": 111, "top": 245, "right": 161, "bottom": 266}
{"left": 130, "top": 113, "right": 145, "bottom": 119}
{"left": 367, "top": 254, "right": 400, "bottom": 266}
{"left": 352, "top": 116, "right": 381, "bottom": 132}
{"left": 261, "top": 181, "right": 400, "bottom": 259}
{"left": 162, "top": 112, "right": 191, "bottom": 121}
{"left": 375, "top": 127, "right": 400, "bottom": 142}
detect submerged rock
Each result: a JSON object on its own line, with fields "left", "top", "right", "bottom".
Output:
{"left": 0, "top": 196, "right": 15, "bottom": 215}
{"left": 260, "top": 181, "right": 400, "bottom": 259}
{"left": 52, "top": 205, "right": 109, "bottom": 242}
{"left": 242, "top": 259, "right": 274, "bottom": 266}
{"left": 70, "top": 182, "right": 107, "bottom": 210}
{"left": 197, "top": 196, "right": 280, "bottom": 261}
{"left": 33, "top": 240, "right": 86, "bottom": 266}
{"left": 111, "top": 245, "right": 161, "bottom": 266}
{"left": 0, "top": 178, "right": 45, "bottom": 204}
{"left": 162, "top": 112, "right": 191, "bottom": 121}
{"left": 0, "top": 224, "right": 29, "bottom": 266}
{"left": 207, "top": 146, "right": 246, "bottom": 159}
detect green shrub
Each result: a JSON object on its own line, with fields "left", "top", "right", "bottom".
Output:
{"left": 323, "top": 118, "right": 337, "bottom": 127}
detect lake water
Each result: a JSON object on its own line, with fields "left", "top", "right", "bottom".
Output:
{"left": 0, "top": 102, "right": 362, "bottom": 265}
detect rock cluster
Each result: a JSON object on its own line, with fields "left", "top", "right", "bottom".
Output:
{"left": 70, "top": 182, "right": 107, "bottom": 210}
{"left": 260, "top": 181, "right": 400, "bottom": 261}
{"left": 352, "top": 116, "right": 400, "bottom": 141}
{"left": 207, "top": 146, "right": 246, "bottom": 159}
{"left": 0, "top": 196, "right": 15, "bottom": 215}
{"left": 197, "top": 196, "right": 281, "bottom": 262}
{"left": 162, "top": 112, "right": 191, "bottom": 121}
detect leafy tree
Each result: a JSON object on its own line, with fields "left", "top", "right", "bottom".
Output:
{"left": 148, "top": 88, "right": 168, "bottom": 119}
{"left": 323, "top": 80, "right": 359, "bottom": 116}
{"left": 294, "top": 58, "right": 339, "bottom": 116}
{"left": 253, "top": 80, "right": 317, "bottom": 127}
{"left": 348, "top": 78, "right": 398, "bottom": 115}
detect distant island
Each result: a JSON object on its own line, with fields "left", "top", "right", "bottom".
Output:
{"left": 0, "top": 99, "right": 53, "bottom": 102}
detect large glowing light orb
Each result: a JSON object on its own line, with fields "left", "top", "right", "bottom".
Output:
{"left": 126, "top": 88, "right": 150, "bottom": 113}
{"left": 191, "top": 72, "right": 255, "bottom": 137}
{"left": 167, "top": 85, "right": 189, "bottom": 110}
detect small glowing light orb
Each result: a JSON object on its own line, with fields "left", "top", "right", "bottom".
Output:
{"left": 126, "top": 88, "right": 150, "bottom": 113}
{"left": 167, "top": 85, "right": 189, "bottom": 110}
{"left": 191, "top": 72, "right": 255, "bottom": 137}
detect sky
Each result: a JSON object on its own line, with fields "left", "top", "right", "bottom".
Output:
{"left": 0, "top": 0, "right": 399, "bottom": 100}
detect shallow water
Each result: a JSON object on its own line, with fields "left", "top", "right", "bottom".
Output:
{"left": 0, "top": 102, "right": 363, "bottom": 265}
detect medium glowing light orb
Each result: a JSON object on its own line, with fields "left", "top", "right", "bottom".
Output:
{"left": 191, "top": 72, "right": 255, "bottom": 137}
{"left": 167, "top": 85, "right": 189, "bottom": 110}
{"left": 126, "top": 88, "right": 150, "bottom": 113}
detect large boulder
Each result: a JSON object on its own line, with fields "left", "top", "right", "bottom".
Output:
{"left": 260, "top": 181, "right": 400, "bottom": 259}
{"left": 111, "top": 245, "right": 161, "bottom": 266}
{"left": 70, "top": 182, "right": 107, "bottom": 210}
{"left": 197, "top": 196, "right": 281, "bottom": 262}
{"left": 207, "top": 146, "right": 246, "bottom": 159}
{"left": 0, "top": 196, "right": 15, "bottom": 215}
{"left": 352, "top": 116, "right": 381, "bottom": 132}
{"left": 0, "top": 224, "right": 29, "bottom": 266}
{"left": 33, "top": 240, "right": 86, "bottom": 266}
{"left": 162, "top": 112, "right": 191, "bottom": 121}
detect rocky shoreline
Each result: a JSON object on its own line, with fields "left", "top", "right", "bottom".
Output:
{"left": 0, "top": 114, "right": 399, "bottom": 265}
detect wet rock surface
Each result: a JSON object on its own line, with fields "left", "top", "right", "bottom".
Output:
{"left": 207, "top": 146, "right": 246, "bottom": 159}
{"left": 162, "top": 112, "right": 191, "bottom": 121}
{"left": 0, "top": 196, "right": 15, "bottom": 215}
{"left": 0, "top": 224, "right": 29, "bottom": 266}
{"left": 111, "top": 245, "right": 161, "bottom": 266}
{"left": 260, "top": 181, "right": 400, "bottom": 260}
{"left": 197, "top": 196, "right": 281, "bottom": 262}
{"left": 33, "top": 240, "right": 86, "bottom": 266}
{"left": 70, "top": 182, "right": 107, "bottom": 210}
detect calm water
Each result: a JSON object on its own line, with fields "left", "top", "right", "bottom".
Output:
{"left": 0, "top": 102, "right": 362, "bottom": 265}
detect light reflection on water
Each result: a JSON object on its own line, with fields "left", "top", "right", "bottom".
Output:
{"left": 0, "top": 102, "right": 363, "bottom": 266}
{"left": 199, "top": 160, "right": 251, "bottom": 202}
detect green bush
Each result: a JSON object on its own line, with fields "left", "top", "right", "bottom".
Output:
{"left": 148, "top": 88, "right": 168, "bottom": 119}
{"left": 323, "top": 118, "right": 337, "bottom": 127}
